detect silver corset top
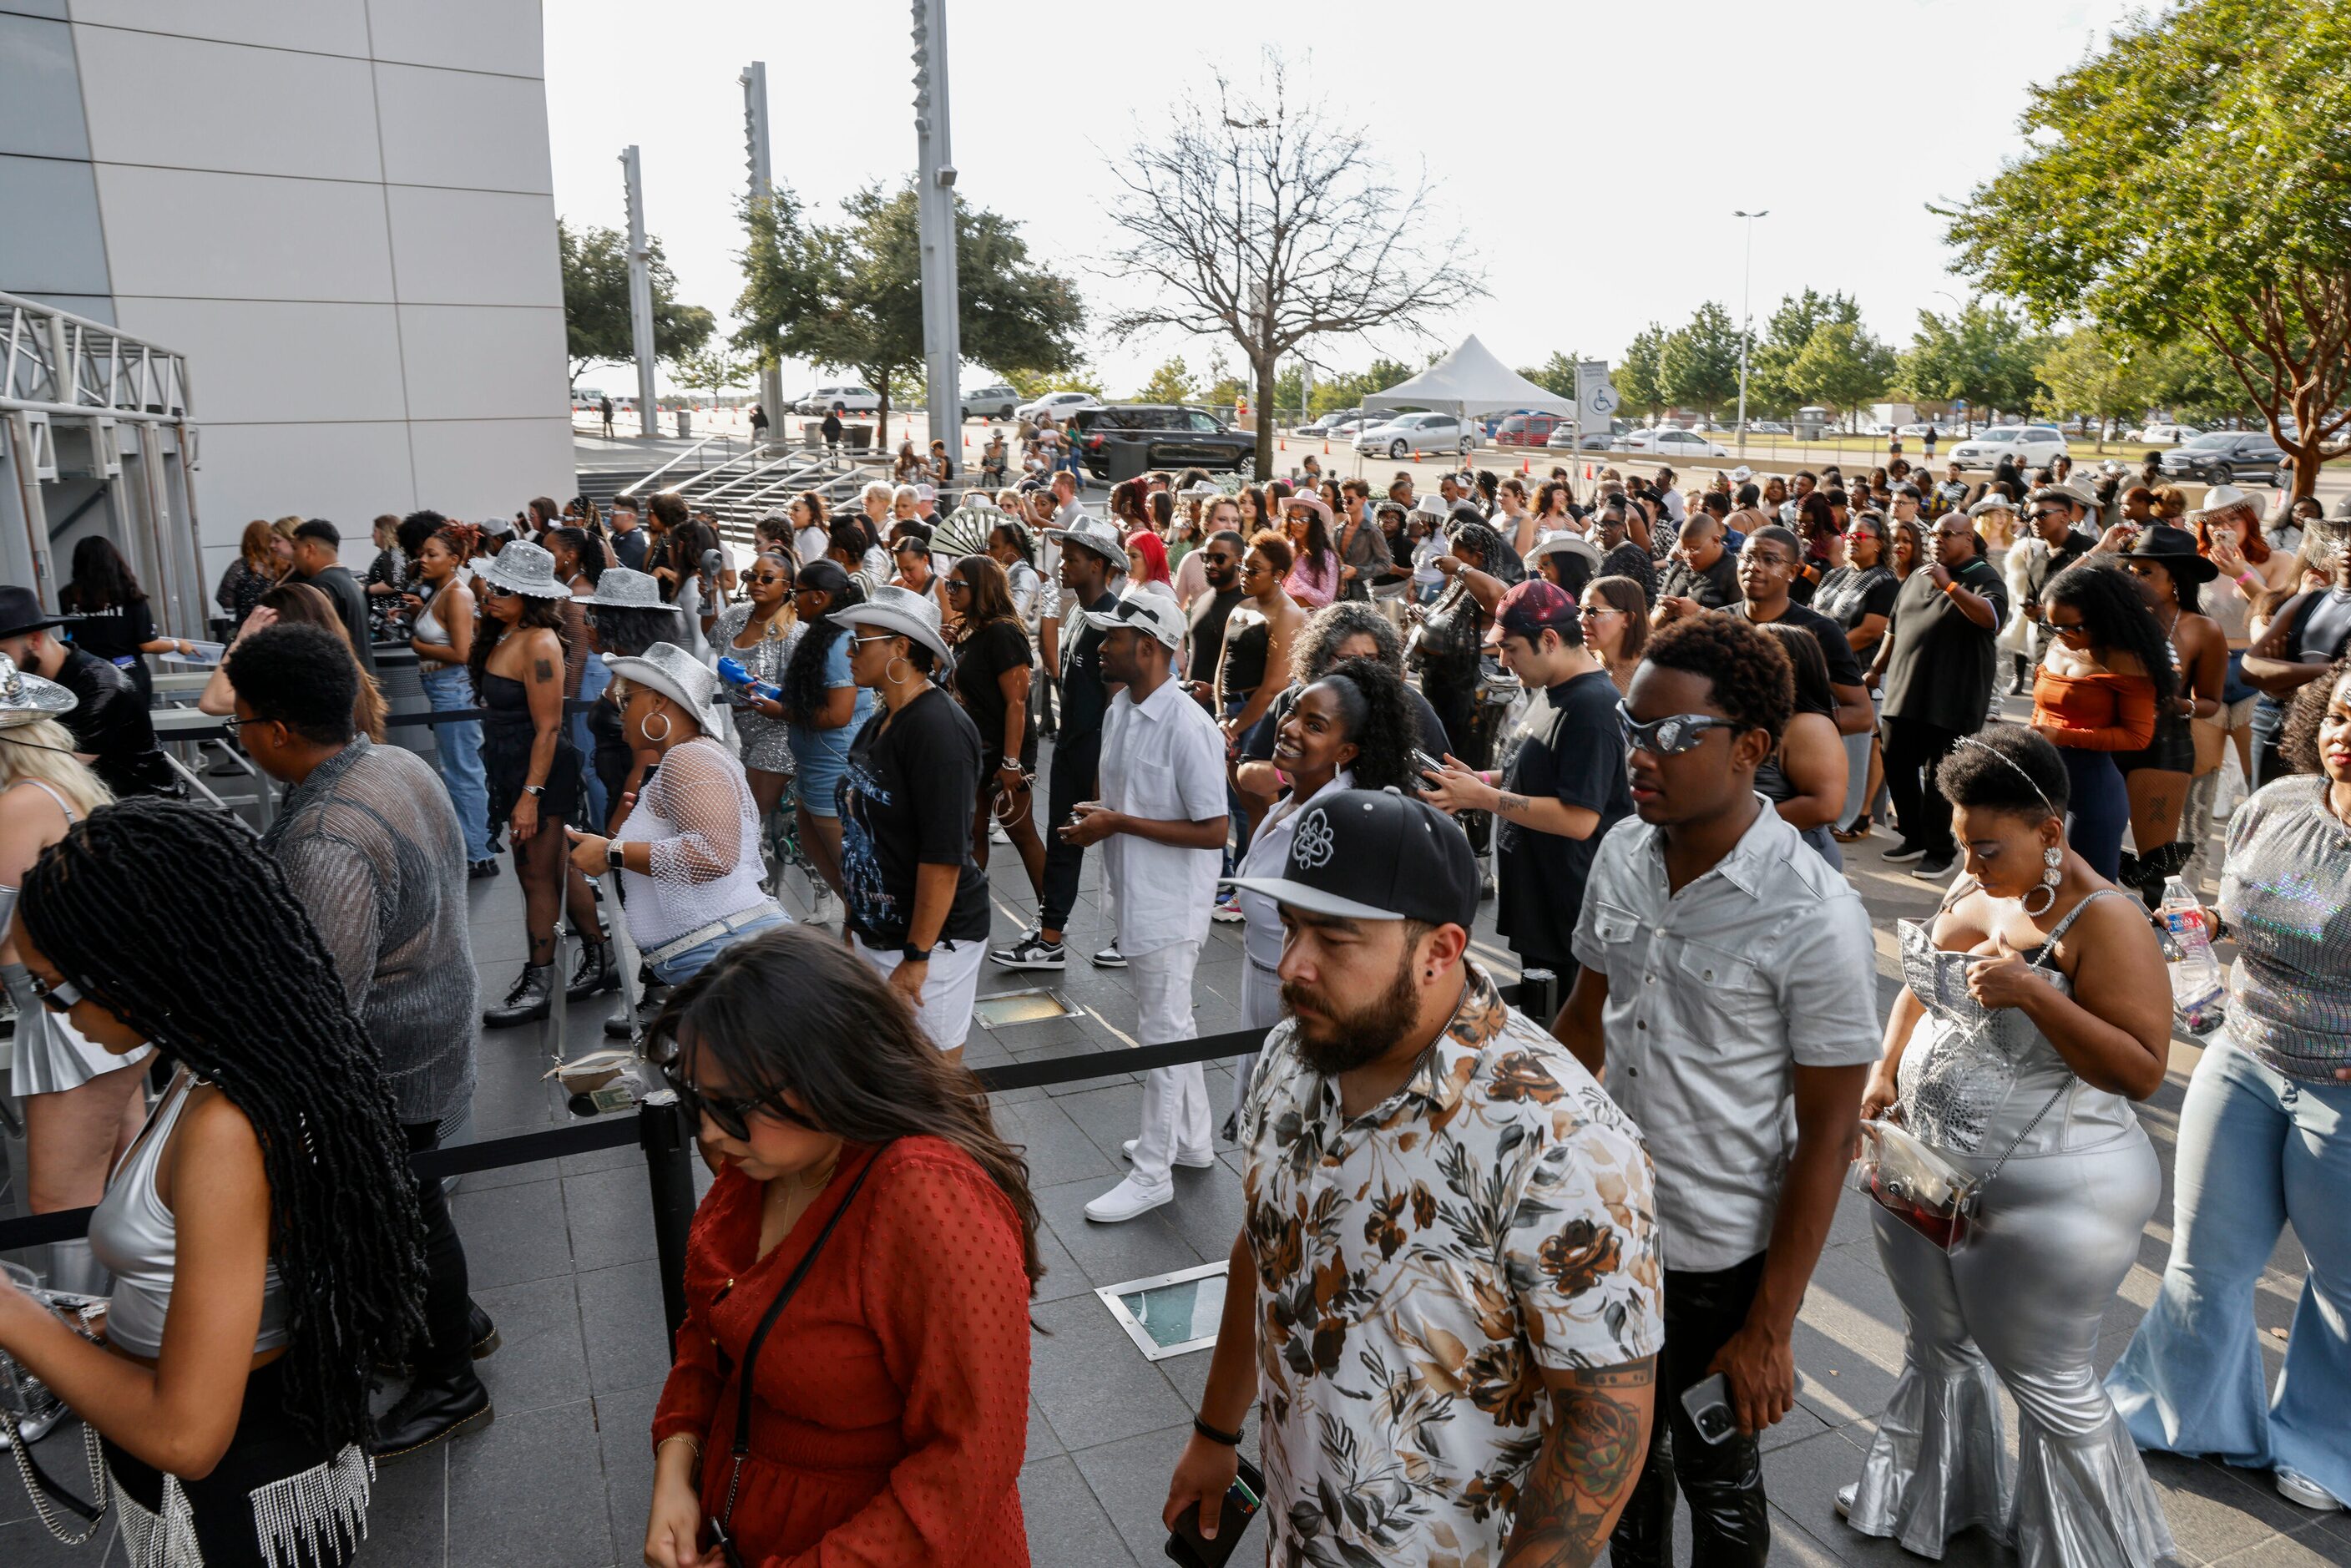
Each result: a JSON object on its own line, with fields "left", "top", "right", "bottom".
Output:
{"left": 1894, "top": 889, "right": 2145, "bottom": 1158}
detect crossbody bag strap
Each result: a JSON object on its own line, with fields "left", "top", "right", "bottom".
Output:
{"left": 716, "top": 1145, "right": 887, "bottom": 1529}
{"left": 1976, "top": 888, "right": 2126, "bottom": 1191}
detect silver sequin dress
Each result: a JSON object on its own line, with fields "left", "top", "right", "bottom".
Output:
{"left": 710, "top": 604, "right": 801, "bottom": 775}
{"left": 1846, "top": 888, "right": 2174, "bottom": 1568}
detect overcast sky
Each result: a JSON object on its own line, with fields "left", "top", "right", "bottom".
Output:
{"left": 545, "top": 0, "right": 2143, "bottom": 397}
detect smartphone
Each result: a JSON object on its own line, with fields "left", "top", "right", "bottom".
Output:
{"left": 1413, "top": 748, "right": 1447, "bottom": 780}
{"left": 1165, "top": 1455, "right": 1264, "bottom": 1567}
{"left": 1681, "top": 1373, "right": 1737, "bottom": 1446}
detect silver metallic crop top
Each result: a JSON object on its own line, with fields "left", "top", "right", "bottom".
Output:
{"left": 86, "top": 1068, "right": 291, "bottom": 1358}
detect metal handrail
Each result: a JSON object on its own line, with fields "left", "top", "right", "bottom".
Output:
{"left": 614, "top": 431, "right": 749, "bottom": 500}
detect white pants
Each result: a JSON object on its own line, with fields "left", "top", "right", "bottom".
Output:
{"left": 1127, "top": 938, "right": 1209, "bottom": 1193}
{"left": 856, "top": 936, "right": 988, "bottom": 1051}
{"left": 1231, "top": 956, "right": 1283, "bottom": 1124}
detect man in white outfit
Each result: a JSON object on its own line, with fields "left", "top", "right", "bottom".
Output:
{"left": 1071, "top": 590, "right": 1231, "bottom": 1223}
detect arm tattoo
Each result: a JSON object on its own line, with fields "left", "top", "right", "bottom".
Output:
{"left": 533, "top": 657, "right": 555, "bottom": 684}
{"left": 1497, "top": 791, "right": 1530, "bottom": 814}
{"left": 1500, "top": 1358, "right": 1656, "bottom": 1567}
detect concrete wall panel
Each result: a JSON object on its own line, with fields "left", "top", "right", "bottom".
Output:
{"left": 64, "top": 0, "right": 369, "bottom": 58}
{"left": 397, "top": 304, "right": 564, "bottom": 423}
{"left": 365, "top": 0, "right": 540, "bottom": 78}
{"left": 406, "top": 415, "right": 572, "bottom": 518}
{"left": 73, "top": 24, "right": 378, "bottom": 181}
{"left": 374, "top": 62, "right": 551, "bottom": 193}
{"left": 111, "top": 296, "right": 407, "bottom": 425}
{"left": 384, "top": 185, "right": 559, "bottom": 307}
{"left": 188, "top": 419, "right": 414, "bottom": 549}
{"left": 95, "top": 162, "right": 393, "bottom": 302}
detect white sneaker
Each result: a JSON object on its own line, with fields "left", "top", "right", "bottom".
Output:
{"left": 1084, "top": 1176, "right": 1173, "bottom": 1222}
{"left": 1834, "top": 1483, "right": 1857, "bottom": 1522}
{"left": 989, "top": 818, "right": 1011, "bottom": 845}
{"left": 805, "top": 881, "right": 834, "bottom": 925}
{"left": 1210, "top": 894, "right": 1245, "bottom": 923}
{"left": 2276, "top": 1467, "right": 2343, "bottom": 1512}
{"left": 1092, "top": 941, "right": 1126, "bottom": 969}
{"left": 1121, "top": 1139, "right": 1216, "bottom": 1169}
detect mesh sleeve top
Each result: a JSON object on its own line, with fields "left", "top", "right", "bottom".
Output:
{"left": 612, "top": 737, "right": 771, "bottom": 950}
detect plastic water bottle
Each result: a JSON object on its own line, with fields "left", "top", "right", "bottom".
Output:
{"left": 2158, "top": 876, "right": 2227, "bottom": 1034}
{"left": 715, "top": 656, "right": 780, "bottom": 703}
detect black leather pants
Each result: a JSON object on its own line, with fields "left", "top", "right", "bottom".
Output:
{"left": 1610, "top": 1252, "right": 1772, "bottom": 1568}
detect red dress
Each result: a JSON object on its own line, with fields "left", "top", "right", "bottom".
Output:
{"left": 651, "top": 1137, "right": 1032, "bottom": 1566}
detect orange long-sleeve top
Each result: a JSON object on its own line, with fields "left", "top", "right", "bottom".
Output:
{"left": 2031, "top": 666, "right": 2158, "bottom": 751}
{"left": 652, "top": 1137, "right": 1032, "bottom": 1567}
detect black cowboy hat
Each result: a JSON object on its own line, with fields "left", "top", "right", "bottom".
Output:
{"left": 2121, "top": 524, "right": 2218, "bottom": 584}
{"left": 0, "top": 585, "right": 68, "bottom": 641}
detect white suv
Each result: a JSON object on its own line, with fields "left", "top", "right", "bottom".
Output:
{"left": 1014, "top": 390, "right": 1101, "bottom": 425}
{"left": 796, "top": 384, "right": 880, "bottom": 415}
{"left": 1945, "top": 424, "right": 2069, "bottom": 469}
{"left": 1354, "top": 412, "right": 1473, "bottom": 459}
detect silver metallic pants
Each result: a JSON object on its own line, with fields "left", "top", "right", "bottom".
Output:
{"left": 1848, "top": 1130, "right": 2177, "bottom": 1566}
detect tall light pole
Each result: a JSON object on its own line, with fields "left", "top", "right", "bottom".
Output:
{"left": 741, "top": 63, "right": 784, "bottom": 439}
{"left": 912, "top": 0, "right": 960, "bottom": 463}
{"left": 621, "top": 146, "right": 657, "bottom": 438}
{"left": 1732, "top": 209, "right": 1768, "bottom": 455}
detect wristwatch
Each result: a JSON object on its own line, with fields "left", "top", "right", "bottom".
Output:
{"left": 899, "top": 943, "right": 933, "bottom": 964}
{"left": 522, "top": 783, "right": 546, "bottom": 797}
{"left": 605, "top": 841, "right": 626, "bottom": 871}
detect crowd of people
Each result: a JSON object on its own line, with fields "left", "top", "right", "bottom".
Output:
{"left": 0, "top": 443, "right": 2343, "bottom": 1568}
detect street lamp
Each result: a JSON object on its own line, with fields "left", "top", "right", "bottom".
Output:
{"left": 1733, "top": 209, "right": 1768, "bottom": 455}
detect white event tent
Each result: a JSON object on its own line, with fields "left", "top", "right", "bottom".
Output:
{"left": 1359, "top": 336, "right": 1577, "bottom": 419}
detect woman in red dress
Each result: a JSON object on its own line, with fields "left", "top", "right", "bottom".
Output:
{"left": 645, "top": 924, "right": 1043, "bottom": 1567}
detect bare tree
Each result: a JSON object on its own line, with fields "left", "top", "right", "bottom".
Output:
{"left": 1100, "top": 53, "right": 1484, "bottom": 476}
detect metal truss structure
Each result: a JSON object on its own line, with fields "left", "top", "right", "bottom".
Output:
{"left": 0, "top": 291, "right": 205, "bottom": 630}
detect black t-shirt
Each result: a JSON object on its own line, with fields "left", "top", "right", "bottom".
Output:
{"left": 1056, "top": 589, "right": 1120, "bottom": 741}
{"left": 1881, "top": 559, "right": 2011, "bottom": 732}
{"left": 1495, "top": 670, "right": 1632, "bottom": 965}
{"left": 59, "top": 596, "right": 154, "bottom": 664}
{"left": 1657, "top": 551, "right": 1739, "bottom": 610}
{"left": 300, "top": 564, "right": 378, "bottom": 674}
{"left": 1186, "top": 585, "right": 1245, "bottom": 685}
{"left": 54, "top": 648, "right": 176, "bottom": 798}
{"left": 953, "top": 618, "right": 1034, "bottom": 759}
{"left": 1241, "top": 678, "right": 1451, "bottom": 764}
{"left": 1740, "top": 598, "right": 1865, "bottom": 691}
{"left": 1813, "top": 565, "right": 1898, "bottom": 633}
{"left": 837, "top": 687, "right": 991, "bottom": 948}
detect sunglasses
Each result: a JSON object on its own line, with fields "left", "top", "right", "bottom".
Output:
{"left": 25, "top": 970, "right": 81, "bottom": 1014}
{"left": 1616, "top": 701, "right": 1743, "bottom": 756}
{"left": 945, "top": 579, "right": 971, "bottom": 594}
{"left": 483, "top": 583, "right": 519, "bottom": 599}
{"left": 1578, "top": 604, "right": 1621, "bottom": 620}
{"left": 748, "top": 572, "right": 791, "bottom": 586}
{"left": 847, "top": 632, "right": 897, "bottom": 649}
{"left": 660, "top": 1060, "right": 802, "bottom": 1141}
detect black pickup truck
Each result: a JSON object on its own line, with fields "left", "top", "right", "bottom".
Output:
{"left": 1073, "top": 405, "right": 1256, "bottom": 481}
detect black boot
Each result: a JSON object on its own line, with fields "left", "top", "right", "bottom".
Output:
{"left": 566, "top": 938, "right": 618, "bottom": 1001}
{"left": 482, "top": 964, "right": 553, "bottom": 1028}
{"left": 467, "top": 1302, "right": 500, "bottom": 1359}
{"left": 369, "top": 1363, "right": 493, "bottom": 1459}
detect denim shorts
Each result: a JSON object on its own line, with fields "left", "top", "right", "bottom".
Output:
{"left": 649, "top": 908, "right": 789, "bottom": 987}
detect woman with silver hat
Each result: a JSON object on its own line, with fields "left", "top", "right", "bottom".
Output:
{"left": 831, "top": 585, "right": 993, "bottom": 1060}
{"left": 565, "top": 643, "right": 784, "bottom": 992}
{"left": 471, "top": 541, "right": 610, "bottom": 1026}
{"left": 0, "top": 652, "right": 138, "bottom": 1298}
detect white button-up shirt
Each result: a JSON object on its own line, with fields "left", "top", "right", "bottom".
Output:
{"left": 1097, "top": 673, "right": 1228, "bottom": 957}
{"left": 1571, "top": 800, "right": 1881, "bottom": 1271}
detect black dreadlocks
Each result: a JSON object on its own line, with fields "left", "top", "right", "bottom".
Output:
{"left": 18, "top": 801, "right": 427, "bottom": 1451}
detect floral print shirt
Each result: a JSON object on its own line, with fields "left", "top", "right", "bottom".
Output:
{"left": 1240, "top": 962, "right": 1663, "bottom": 1567}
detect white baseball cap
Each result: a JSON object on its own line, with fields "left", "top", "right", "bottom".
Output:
{"left": 1104, "top": 589, "right": 1186, "bottom": 652}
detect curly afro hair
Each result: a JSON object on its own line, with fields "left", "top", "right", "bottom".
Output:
{"left": 1312, "top": 655, "right": 1418, "bottom": 794}
{"left": 1933, "top": 721, "right": 2070, "bottom": 820}
{"left": 2278, "top": 654, "right": 2351, "bottom": 777}
{"left": 1641, "top": 614, "right": 1793, "bottom": 744}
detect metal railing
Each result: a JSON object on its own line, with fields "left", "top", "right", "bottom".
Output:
{"left": 611, "top": 431, "right": 754, "bottom": 500}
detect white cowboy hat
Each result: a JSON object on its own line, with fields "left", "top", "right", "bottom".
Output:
{"left": 478, "top": 540, "right": 569, "bottom": 598}
{"left": 1043, "top": 514, "right": 1128, "bottom": 567}
{"left": 0, "top": 651, "right": 76, "bottom": 729}
{"left": 832, "top": 582, "right": 953, "bottom": 666}
{"left": 584, "top": 566, "right": 678, "bottom": 612}
{"left": 1526, "top": 534, "right": 1605, "bottom": 573}
{"left": 602, "top": 641, "right": 722, "bottom": 734}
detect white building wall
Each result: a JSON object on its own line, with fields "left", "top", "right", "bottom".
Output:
{"left": 63, "top": 0, "right": 571, "bottom": 579}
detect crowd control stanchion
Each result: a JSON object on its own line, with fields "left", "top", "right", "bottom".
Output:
{"left": 638, "top": 1090, "right": 699, "bottom": 1344}
{"left": 1518, "top": 968, "right": 1558, "bottom": 1029}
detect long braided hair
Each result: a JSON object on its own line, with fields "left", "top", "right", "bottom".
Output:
{"left": 18, "top": 801, "right": 427, "bottom": 1449}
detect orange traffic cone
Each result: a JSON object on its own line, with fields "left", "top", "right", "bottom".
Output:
{"left": 1413, "top": 449, "right": 1422, "bottom": 463}
{"left": 1519, "top": 456, "right": 1529, "bottom": 475}
{"left": 1322, "top": 438, "right": 1330, "bottom": 455}
{"left": 1280, "top": 437, "right": 1287, "bottom": 451}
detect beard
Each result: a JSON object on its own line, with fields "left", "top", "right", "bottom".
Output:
{"left": 1282, "top": 948, "right": 1422, "bottom": 1077}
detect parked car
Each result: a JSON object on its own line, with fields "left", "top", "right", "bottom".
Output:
{"left": 1944, "top": 423, "right": 2070, "bottom": 469}
{"left": 2125, "top": 422, "right": 2201, "bottom": 445}
{"left": 1495, "top": 413, "right": 1568, "bottom": 448}
{"left": 1611, "top": 427, "right": 1729, "bottom": 458}
{"left": 1354, "top": 412, "right": 1474, "bottom": 459}
{"left": 961, "top": 384, "right": 1019, "bottom": 421}
{"left": 796, "top": 384, "right": 880, "bottom": 415}
{"left": 2161, "top": 430, "right": 2289, "bottom": 487}
{"left": 1072, "top": 405, "right": 1256, "bottom": 478}
{"left": 1742, "top": 420, "right": 1792, "bottom": 435}
{"left": 1324, "top": 417, "right": 1373, "bottom": 442}
{"left": 1299, "top": 407, "right": 1362, "bottom": 435}
{"left": 1014, "top": 389, "right": 1102, "bottom": 425}
{"left": 1544, "top": 423, "right": 1616, "bottom": 452}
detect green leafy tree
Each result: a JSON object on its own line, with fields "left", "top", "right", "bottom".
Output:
{"left": 1516, "top": 352, "right": 1580, "bottom": 401}
{"left": 559, "top": 219, "right": 715, "bottom": 389}
{"left": 1749, "top": 290, "right": 1863, "bottom": 414}
{"left": 1617, "top": 324, "right": 1670, "bottom": 422}
{"left": 735, "top": 181, "right": 1085, "bottom": 438}
{"left": 1944, "top": 0, "right": 2351, "bottom": 493}
{"left": 1787, "top": 321, "right": 1897, "bottom": 427}
{"left": 1897, "top": 301, "right": 2049, "bottom": 430}
{"left": 1660, "top": 302, "right": 1742, "bottom": 422}
{"left": 2034, "top": 327, "right": 2172, "bottom": 448}
{"left": 1136, "top": 356, "right": 1196, "bottom": 403}
{"left": 2143, "top": 339, "right": 2260, "bottom": 427}
{"left": 670, "top": 343, "right": 751, "bottom": 398}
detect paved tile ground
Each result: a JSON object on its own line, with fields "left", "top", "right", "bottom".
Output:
{"left": 1, "top": 696, "right": 2340, "bottom": 1566}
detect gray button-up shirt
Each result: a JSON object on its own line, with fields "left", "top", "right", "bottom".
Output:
{"left": 261, "top": 738, "right": 478, "bottom": 1125}
{"left": 1332, "top": 508, "right": 1393, "bottom": 601}
{"left": 1571, "top": 801, "right": 1880, "bottom": 1271}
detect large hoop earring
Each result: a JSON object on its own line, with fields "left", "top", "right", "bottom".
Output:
{"left": 642, "top": 711, "right": 672, "bottom": 745}
{"left": 885, "top": 655, "right": 912, "bottom": 687}
{"left": 2022, "top": 845, "right": 2061, "bottom": 917}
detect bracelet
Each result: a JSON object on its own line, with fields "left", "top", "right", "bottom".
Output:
{"left": 1941, "top": 579, "right": 1964, "bottom": 598}
{"left": 1192, "top": 1414, "right": 1243, "bottom": 1448}
{"left": 2237, "top": 570, "right": 2261, "bottom": 590}
{"left": 656, "top": 1434, "right": 702, "bottom": 1459}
